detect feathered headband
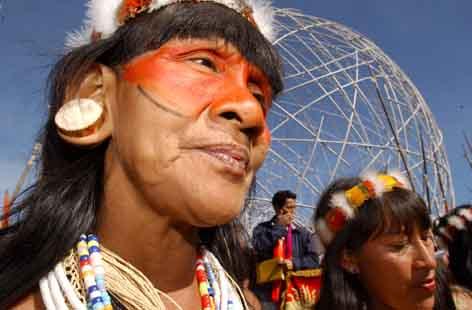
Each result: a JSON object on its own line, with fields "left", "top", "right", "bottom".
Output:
{"left": 316, "top": 171, "right": 411, "bottom": 246}
{"left": 434, "top": 205, "right": 472, "bottom": 245}
{"left": 66, "top": 0, "right": 276, "bottom": 49}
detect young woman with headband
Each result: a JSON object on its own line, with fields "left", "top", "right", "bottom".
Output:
{"left": 314, "top": 171, "right": 455, "bottom": 310}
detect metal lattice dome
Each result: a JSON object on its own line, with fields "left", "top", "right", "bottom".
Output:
{"left": 242, "top": 9, "right": 455, "bottom": 233}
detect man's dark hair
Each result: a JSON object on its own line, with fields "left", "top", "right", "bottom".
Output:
{"left": 272, "top": 190, "right": 297, "bottom": 211}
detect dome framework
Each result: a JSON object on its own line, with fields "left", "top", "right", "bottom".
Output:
{"left": 243, "top": 9, "right": 454, "bottom": 232}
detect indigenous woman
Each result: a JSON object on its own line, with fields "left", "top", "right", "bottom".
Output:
{"left": 434, "top": 204, "right": 472, "bottom": 309}
{"left": 313, "top": 171, "right": 455, "bottom": 310}
{"left": 0, "top": 0, "right": 283, "bottom": 309}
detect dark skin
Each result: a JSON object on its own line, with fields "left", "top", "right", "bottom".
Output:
{"left": 14, "top": 38, "right": 273, "bottom": 309}
{"left": 342, "top": 226, "right": 437, "bottom": 309}
{"left": 10, "top": 293, "right": 44, "bottom": 310}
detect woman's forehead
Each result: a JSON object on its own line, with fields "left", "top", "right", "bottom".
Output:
{"left": 124, "top": 37, "right": 239, "bottom": 63}
{"left": 166, "top": 37, "right": 240, "bottom": 53}
{"left": 374, "top": 222, "right": 431, "bottom": 239}
{"left": 126, "top": 36, "right": 270, "bottom": 78}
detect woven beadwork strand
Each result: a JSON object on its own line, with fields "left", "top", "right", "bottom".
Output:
{"left": 196, "top": 254, "right": 216, "bottom": 310}
{"left": 40, "top": 235, "right": 247, "bottom": 309}
{"left": 100, "top": 245, "right": 175, "bottom": 310}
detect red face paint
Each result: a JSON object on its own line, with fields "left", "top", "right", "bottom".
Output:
{"left": 262, "top": 125, "right": 272, "bottom": 145}
{"left": 123, "top": 47, "right": 221, "bottom": 117}
{"left": 123, "top": 39, "right": 273, "bottom": 141}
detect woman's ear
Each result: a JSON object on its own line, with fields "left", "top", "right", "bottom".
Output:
{"left": 55, "top": 64, "right": 117, "bottom": 147}
{"left": 340, "top": 249, "right": 360, "bottom": 274}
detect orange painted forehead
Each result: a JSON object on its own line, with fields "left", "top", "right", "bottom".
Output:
{"left": 122, "top": 38, "right": 239, "bottom": 64}
{"left": 120, "top": 36, "right": 275, "bottom": 123}
{"left": 122, "top": 37, "right": 274, "bottom": 108}
{"left": 124, "top": 38, "right": 272, "bottom": 82}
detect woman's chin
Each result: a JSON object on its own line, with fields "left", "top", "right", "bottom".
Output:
{"left": 191, "top": 200, "right": 245, "bottom": 227}
{"left": 398, "top": 296, "right": 435, "bottom": 310}
{"left": 417, "top": 296, "right": 435, "bottom": 309}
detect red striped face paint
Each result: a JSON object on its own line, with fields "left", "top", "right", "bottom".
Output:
{"left": 122, "top": 39, "right": 273, "bottom": 122}
{"left": 123, "top": 47, "right": 220, "bottom": 117}
{"left": 121, "top": 38, "right": 274, "bottom": 174}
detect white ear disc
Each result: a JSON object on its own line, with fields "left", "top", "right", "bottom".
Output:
{"left": 55, "top": 98, "right": 104, "bottom": 137}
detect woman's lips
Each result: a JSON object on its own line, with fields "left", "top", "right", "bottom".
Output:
{"left": 198, "top": 145, "right": 249, "bottom": 177}
{"left": 419, "top": 278, "right": 436, "bottom": 293}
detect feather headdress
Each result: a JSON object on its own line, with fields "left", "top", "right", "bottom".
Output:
{"left": 434, "top": 205, "right": 472, "bottom": 245}
{"left": 66, "top": 0, "right": 276, "bottom": 49}
{"left": 316, "top": 170, "right": 411, "bottom": 246}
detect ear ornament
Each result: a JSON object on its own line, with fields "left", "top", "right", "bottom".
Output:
{"left": 55, "top": 98, "right": 105, "bottom": 138}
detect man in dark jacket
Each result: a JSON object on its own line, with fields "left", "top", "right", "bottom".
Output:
{"left": 252, "top": 190, "right": 319, "bottom": 307}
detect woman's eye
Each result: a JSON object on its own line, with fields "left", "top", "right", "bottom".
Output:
{"left": 421, "top": 233, "right": 434, "bottom": 243}
{"left": 248, "top": 83, "right": 268, "bottom": 109}
{"left": 253, "top": 92, "right": 266, "bottom": 106}
{"left": 389, "top": 240, "right": 409, "bottom": 252}
{"left": 190, "top": 58, "right": 218, "bottom": 72}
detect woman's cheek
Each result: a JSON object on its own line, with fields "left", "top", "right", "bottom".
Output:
{"left": 124, "top": 60, "right": 220, "bottom": 116}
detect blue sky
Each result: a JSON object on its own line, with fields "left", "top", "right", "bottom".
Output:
{"left": 0, "top": 0, "right": 471, "bottom": 203}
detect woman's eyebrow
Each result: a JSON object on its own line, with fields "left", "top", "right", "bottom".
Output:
{"left": 378, "top": 228, "right": 408, "bottom": 237}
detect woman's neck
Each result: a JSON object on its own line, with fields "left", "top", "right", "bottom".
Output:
{"left": 96, "top": 203, "right": 199, "bottom": 291}
{"left": 97, "top": 148, "right": 202, "bottom": 307}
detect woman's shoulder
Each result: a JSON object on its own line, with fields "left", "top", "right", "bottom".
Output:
{"left": 8, "top": 289, "right": 44, "bottom": 310}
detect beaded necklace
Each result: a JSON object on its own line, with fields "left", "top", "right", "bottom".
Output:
{"left": 76, "top": 234, "right": 113, "bottom": 310}
{"left": 196, "top": 253, "right": 215, "bottom": 310}
{"left": 40, "top": 234, "right": 244, "bottom": 309}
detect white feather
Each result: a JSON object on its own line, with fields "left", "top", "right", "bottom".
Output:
{"left": 149, "top": 0, "right": 175, "bottom": 11}
{"left": 315, "top": 219, "right": 334, "bottom": 247}
{"left": 65, "top": 26, "right": 93, "bottom": 50}
{"left": 247, "top": 0, "right": 276, "bottom": 42}
{"left": 457, "top": 208, "right": 472, "bottom": 222}
{"left": 438, "top": 227, "right": 452, "bottom": 242}
{"left": 388, "top": 169, "right": 412, "bottom": 190}
{"left": 87, "top": 0, "right": 122, "bottom": 38}
{"left": 330, "top": 191, "right": 355, "bottom": 219}
{"left": 65, "top": 0, "right": 276, "bottom": 49}
{"left": 360, "top": 170, "right": 386, "bottom": 197}
{"left": 448, "top": 215, "right": 466, "bottom": 230}
{"left": 65, "top": 0, "right": 121, "bottom": 49}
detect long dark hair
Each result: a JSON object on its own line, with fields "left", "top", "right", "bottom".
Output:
{"left": 434, "top": 204, "right": 472, "bottom": 291}
{"left": 314, "top": 177, "right": 455, "bottom": 310}
{"left": 0, "top": 3, "right": 283, "bottom": 307}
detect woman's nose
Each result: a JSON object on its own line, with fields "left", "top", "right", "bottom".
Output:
{"left": 208, "top": 84, "right": 266, "bottom": 139}
{"left": 413, "top": 240, "right": 437, "bottom": 270}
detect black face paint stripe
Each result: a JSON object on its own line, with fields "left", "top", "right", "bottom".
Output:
{"left": 137, "top": 85, "right": 185, "bottom": 118}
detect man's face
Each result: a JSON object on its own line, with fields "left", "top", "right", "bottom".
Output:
{"left": 108, "top": 37, "right": 273, "bottom": 226}
{"left": 279, "top": 198, "right": 297, "bottom": 217}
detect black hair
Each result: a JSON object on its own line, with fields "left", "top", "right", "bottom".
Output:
{"left": 314, "top": 177, "right": 455, "bottom": 310}
{"left": 0, "top": 3, "right": 283, "bottom": 307}
{"left": 434, "top": 204, "right": 472, "bottom": 290}
{"left": 435, "top": 260, "right": 458, "bottom": 310}
{"left": 271, "top": 190, "right": 297, "bottom": 211}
